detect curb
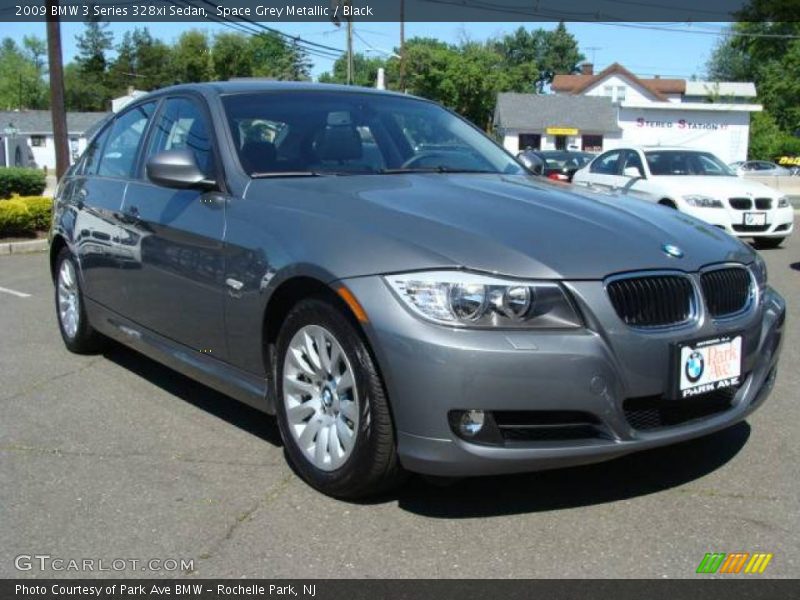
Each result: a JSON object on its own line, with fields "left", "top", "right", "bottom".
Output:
{"left": 0, "top": 239, "right": 49, "bottom": 255}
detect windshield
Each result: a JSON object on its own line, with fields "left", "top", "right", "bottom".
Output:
{"left": 644, "top": 150, "right": 735, "bottom": 177}
{"left": 221, "top": 91, "right": 524, "bottom": 177}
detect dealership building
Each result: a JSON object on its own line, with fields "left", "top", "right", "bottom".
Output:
{"left": 494, "top": 63, "right": 762, "bottom": 163}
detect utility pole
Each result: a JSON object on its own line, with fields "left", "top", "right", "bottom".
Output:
{"left": 46, "top": 0, "right": 69, "bottom": 179}
{"left": 346, "top": 14, "right": 354, "bottom": 85}
{"left": 399, "top": 0, "right": 405, "bottom": 92}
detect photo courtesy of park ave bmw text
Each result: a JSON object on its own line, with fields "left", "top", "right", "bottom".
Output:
{"left": 0, "top": 0, "right": 797, "bottom": 595}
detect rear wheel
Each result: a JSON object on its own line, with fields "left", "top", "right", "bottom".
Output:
{"left": 54, "top": 247, "right": 104, "bottom": 354}
{"left": 753, "top": 237, "right": 785, "bottom": 249}
{"left": 275, "top": 297, "right": 403, "bottom": 498}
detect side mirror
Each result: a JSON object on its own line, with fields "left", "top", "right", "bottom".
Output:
{"left": 146, "top": 150, "right": 216, "bottom": 190}
{"left": 623, "top": 166, "right": 643, "bottom": 179}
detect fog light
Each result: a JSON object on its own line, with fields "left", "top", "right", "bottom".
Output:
{"left": 459, "top": 410, "right": 485, "bottom": 436}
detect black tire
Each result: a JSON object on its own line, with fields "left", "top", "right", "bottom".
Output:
{"left": 54, "top": 247, "right": 105, "bottom": 354}
{"left": 275, "top": 296, "right": 404, "bottom": 499}
{"left": 753, "top": 237, "right": 785, "bottom": 249}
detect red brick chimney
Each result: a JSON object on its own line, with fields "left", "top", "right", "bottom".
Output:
{"left": 581, "top": 63, "right": 594, "bottom": 76}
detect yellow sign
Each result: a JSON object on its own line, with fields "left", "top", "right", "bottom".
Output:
{"left": 546, "top": 127, "right": 579, "bottom": 136}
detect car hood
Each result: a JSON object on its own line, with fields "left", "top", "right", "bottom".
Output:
{"left": 649, "top": 175, "right": 780, "bottom": 198}
{"left": 247, "top": 173, "right": 755, "bottom": 280}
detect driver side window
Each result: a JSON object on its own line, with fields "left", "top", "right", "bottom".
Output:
{"left": 590, "top": 150, "right": 622, "bottom": 175}
{"left": 622, "top": 151, "right": 645, "bottom": 176}
{"left": 146, "top": 97, "right": 214, "bottom": 177}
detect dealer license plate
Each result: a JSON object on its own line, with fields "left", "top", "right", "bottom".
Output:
{"left": 744, "top": 212, "right": 767, "bottom": 226}
{"left": 675, "top": 335, "right": 742, "bottom": 399}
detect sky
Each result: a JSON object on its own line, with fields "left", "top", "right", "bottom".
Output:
{"left": 3, "top": 20, "right": 726, "bottom": 81}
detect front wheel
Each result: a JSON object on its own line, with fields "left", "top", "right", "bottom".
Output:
{"left": 752, "top": 237, "right": 785, "bottom": 249}
{"left": 54, "top": 247, "right": 104, "bottom": 354}
{"left": 275, "top": 297, "right": 404, "bottom": 498}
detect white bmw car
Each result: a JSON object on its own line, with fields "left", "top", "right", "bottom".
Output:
{"left": 572, "top": 146, "right": 794, "bottom": 248}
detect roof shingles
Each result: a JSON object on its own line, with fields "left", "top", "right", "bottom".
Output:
{"left": 494, "top": 93, "right": 621, "bottom": 133}
{"left": 0, "top": 110, "right": 110, "bottom": 136}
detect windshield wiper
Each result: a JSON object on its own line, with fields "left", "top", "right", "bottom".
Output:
{"left": 250, "top": 171, "right": 328, "bottom": 179}
{"left": 378, "top": 166, "right": 496, "bottom": 175}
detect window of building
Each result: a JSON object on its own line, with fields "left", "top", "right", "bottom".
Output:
{"left": 582, "top": 135, "right": 603, "bottom": 152}
{"left": 518, "top": 133, "right": 541, "bottom": 151}
{"left": 30, "top": 135, "right": 45, "bottom": 147}
{"left": 617, "top": 86, "right": 627, "bottom": 102}
{"left": 603, "top": 85, "right": 613, "bottom": 98}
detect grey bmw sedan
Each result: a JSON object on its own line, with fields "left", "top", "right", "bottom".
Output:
{"left": 50, "top": 82, "right": 785, "bottom": 498}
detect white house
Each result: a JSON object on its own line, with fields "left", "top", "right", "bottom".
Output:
{"left": 0, "top": 110, "right": 110, "bottom": 170}
{"left": 0, "top": 90, "right": 149, "bottom": 171}
{"left": 495, "top": 63, "right": 762, "bottom": 164}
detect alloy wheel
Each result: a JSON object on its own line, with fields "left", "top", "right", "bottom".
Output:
{"left": 282, "top": 324, "right": 360, "bottom": 471}
{"left": 57, "top": 259, "right": 80, "bottom": 339}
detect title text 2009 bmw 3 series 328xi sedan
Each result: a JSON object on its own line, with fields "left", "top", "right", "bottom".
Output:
{"left": 50, "top": 82, "right": 786, "bottom": 498}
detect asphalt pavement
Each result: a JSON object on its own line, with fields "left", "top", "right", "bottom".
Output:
{"left": 1, "top": 234, "right": 798, "bottom": 579}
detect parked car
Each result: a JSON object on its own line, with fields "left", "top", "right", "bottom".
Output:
{"left": 51, "top": 84, "right": 785, "bottom": 498}
{"left": 730, "top": 160, "right": 793, "bottom": 177}
{"left": 517, "top": 149, "right": 594, "bottom": 181}
{"left": 573, "top": 146, "right": 794, "bottom": 248}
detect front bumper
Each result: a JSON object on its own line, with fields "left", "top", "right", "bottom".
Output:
{"left": 686, "top": 205, "right": 794, "bottom": 238}
{"left": 342, "top": 276, "right": 786, "bottom": 476}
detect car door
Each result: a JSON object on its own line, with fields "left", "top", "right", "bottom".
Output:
{"left": 120, "top": 95, "right": 229, "bottom": 360}
{"left": 578, "top": 149, "right": 624, "bottom": 192}
{"left": 72, "top": 103, "right": 156, "bottom": 311}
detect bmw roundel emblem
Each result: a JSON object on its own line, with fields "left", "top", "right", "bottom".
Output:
{"left": 685, "top": 351, "right": 704, "bottom": 383}
{"left": 662, "top": 243, "right": 684, "bottom": 258}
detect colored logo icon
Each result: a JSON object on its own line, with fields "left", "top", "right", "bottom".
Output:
{"left": 685, "top": 351, "right": 704, "bottom": 383}
{"left": 696, "top": 552, "right": 773, "bottom": 574}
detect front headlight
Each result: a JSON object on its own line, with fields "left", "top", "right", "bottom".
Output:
{"left": 384, "top": 271, "right": 582, "bottom": 329}
{"left": 777, "top": 196, "right": 789, "bottom": 208}
{"left": 683, "top": 195, "right": 724, "bottom": 208}
{"left": 750, "top": 254, "right": 768, "bottom": 295}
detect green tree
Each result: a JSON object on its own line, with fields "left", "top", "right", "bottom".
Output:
{"left": 70, "top": 19, "right": 114, "bottom": 110}
{"left": 250, "top": 32, "right": 311, "bottom": 80}
{"left": 0, "top": 37, "right": 49, "bottom": 110}
{"left": 106, "top": 31, "right": 138, "bottom": 97}
{"left": 128, "top": 28, "right": 175, "bottom": 90}
{"left": 211, "top": 32, "right": 254, "bottom": 81}
{"left": 495, "top": 22, "right": 584, "bottom": 92}
{"left": 173, "top": 30, "right": 212, "bottom": 83}
{"left": 318, "top": 52, "right": 386, "bottom": 87}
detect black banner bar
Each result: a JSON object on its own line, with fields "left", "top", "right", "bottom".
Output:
{"left": 0, "top": 0, "right": 755, "bottom": 23}
{"left": 3, "top": 579, "right": 799, "bottom": 600}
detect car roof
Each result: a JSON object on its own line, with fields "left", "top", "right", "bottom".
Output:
{"left": 624, "top": 145, "right": 710, "bottom": 153}
{"left": 133, "top": 80, "right": 419, "bottom": 101}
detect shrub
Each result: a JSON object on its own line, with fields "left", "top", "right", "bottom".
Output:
{"left": 0, "top": 196, "right": 53, "bottom": 237}
{"left": 0, "top": 167, "right": 47, "bottom": 199}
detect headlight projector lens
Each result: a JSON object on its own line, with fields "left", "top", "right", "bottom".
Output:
{"left": 449, "top": 283, "right": 487, "bottom": 321}
{"left": 501, "top": 286, "right": 532, "bottom": 319}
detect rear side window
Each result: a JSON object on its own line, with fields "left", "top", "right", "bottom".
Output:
{"left": 146, "top": 97, "right": 214, "bottom": 177}
{"left": 81, "top": 123, "right": 112, "bottom": 176}
{"left": 97, "top": 102, "right": 156, "bottom": 178}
